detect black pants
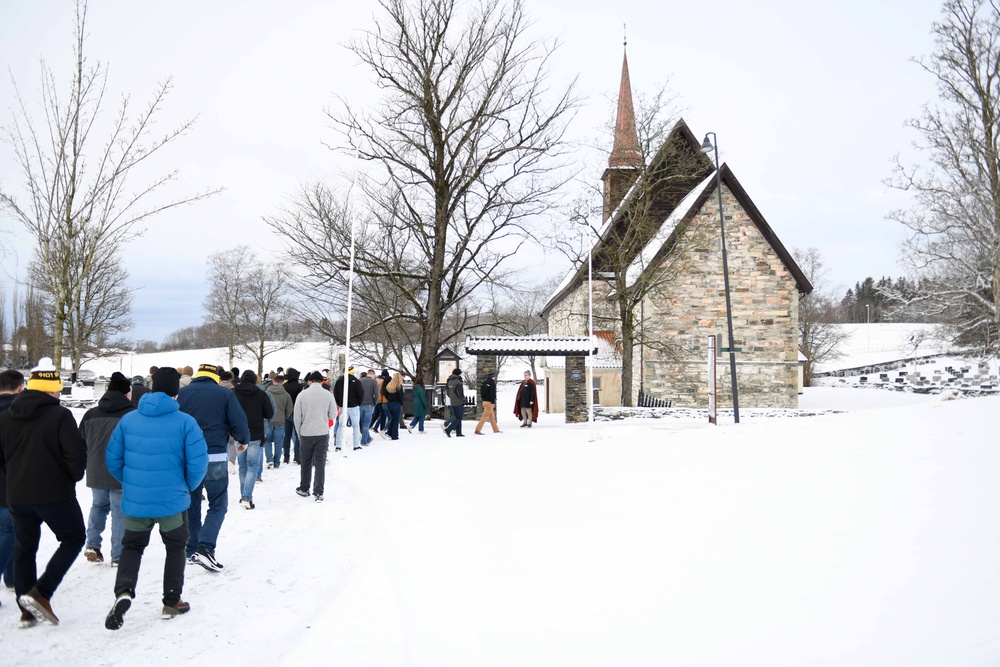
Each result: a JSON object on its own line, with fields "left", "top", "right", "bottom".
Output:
{"left": 10, "top": 499, "right": 86, "bottom": 604}
{"left": 299, "top": 434, "right": 329, "bottom": 496}
{"left": 114, "top": 512, "right": 189, "bottom": 607}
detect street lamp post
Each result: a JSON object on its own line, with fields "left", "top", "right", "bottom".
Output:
{"left": 700, "top": 132, "right": 740, "bottom": 424}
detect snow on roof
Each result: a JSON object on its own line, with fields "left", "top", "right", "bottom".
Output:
{"left": 544, "top": 335, "right": 622, "bottom": 369}
{"left": 465, "top": 336, "right": 597, "bottom": 355}
{"left": 625, "top": 171, "right": 716, "bottom": 288}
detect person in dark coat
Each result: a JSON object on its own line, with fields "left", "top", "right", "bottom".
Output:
{"left": 103, "top": 367, "right": 209, "bottom": 629}
{"left": 474, "top": 371, "right": 501, "bottom": 435}
{"left": 514, "top": 370, "right": 538, "bottom": 427}
{"left": 0, "top": 369, "right": 25, "bottom": 594}
{"left": 381, "top": 372, "right": 405, "bottom": 440}
{"left": 177, "top": 364, "right": 250, "bottom": 573}
{"left": 333, "top": 366, "right": 364, "bottom": 452}
{"left": 80, "top": 372, "right": 136, "bottom": 565}
{"left": 265, "top": 375, "right": 293, "bottom": 468}
{"left": 129, "top": 376, "right": 149, "bottom": 407}
{"left": 282, "top": 368, "right": 304, "bottom": 464}
{"left": 0, "top": 357, "right": 87, "bottom": 626}
{"left": 407, "top": 375, "right": 427, "bottom": 434}
{"left": 233, "top": 370, "right": 273, "bottom": 509}
{"left": 442, "top": 368, "right": 465, "bottom": 437}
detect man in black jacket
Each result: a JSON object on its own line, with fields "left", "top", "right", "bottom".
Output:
{"left": 80, "top": 372, "right": 136, "bottom": 565}
{"left": 0, "top": 357, "right": 87, "bottom": 626}
{"left": 282, "top": 368, "right": 304, "bottom": 464}
{"left": 233, "top": 370, "right": 274, "bottom": 509}
{"left": 333, "top": 366, "right": 364, "bottom": 452}
{"left": 474, "top": 371, "right": 501, "bottom": 435}
{"left": 0, "top": 369, "right": 24, "bottom": 599}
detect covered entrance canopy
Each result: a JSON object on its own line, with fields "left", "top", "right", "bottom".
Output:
{"left": 464, "top": 336, "right": 597, "bottom": 424}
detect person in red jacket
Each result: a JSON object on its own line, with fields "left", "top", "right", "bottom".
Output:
{"left": 0, "top": 357, "right": 87, "bottom": 627}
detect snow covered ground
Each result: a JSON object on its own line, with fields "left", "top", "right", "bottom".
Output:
{"left": 4, "top": 374, "right": 999, "bottom": 666}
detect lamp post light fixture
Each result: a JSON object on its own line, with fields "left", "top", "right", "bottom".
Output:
{"left": 700, "top": 132, "right": 740, "bottom": 424}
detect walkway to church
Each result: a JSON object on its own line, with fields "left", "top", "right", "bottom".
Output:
{"left": 465, "top": 336, "right": 597, "bottom": 423}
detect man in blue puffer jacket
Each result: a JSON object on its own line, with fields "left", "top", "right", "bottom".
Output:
{"left": 103, "top": 367, "right": 208, "bottom": 630}
{"left": 177, "top": 363, "right": 250, "bottom": 573}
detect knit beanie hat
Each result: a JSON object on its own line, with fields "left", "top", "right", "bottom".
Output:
{"left": 240, "top": 369, "right": 258, "bottom": 384}
{"left": 452, "top": 368, "right": 462, "bottom": 376}
{"left": 194, "top": 364, "right": 222, "bottom": 383}
{"left": 152, "top": 367, "right": 181, "bottom": 397}
{"left": 27, "top": 357, "right": 61, "bottom": 393}
{"left": 107, "top": 371, "right": 132, "bottom": 395}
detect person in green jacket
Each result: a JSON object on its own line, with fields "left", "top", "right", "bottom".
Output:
{"left": 406, "top": 376, "right": 428, "bottom": 434}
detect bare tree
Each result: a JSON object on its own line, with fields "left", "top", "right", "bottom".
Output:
{"left": 0, "top": 1, "right": 215, "bottom": 370}
{"left": 793, "top": 247, "right": 849, "bottom": 386}
{"left": 239, "top": 263, "right": 301, "bottom": 378}
{"left": 268, "top": 0, "right": 577, "bottom": 383}
{"left": 887, "top": 0, "right": 1000, "bottom": 353}
{"left": 204, "top": 246, "right": 255, "bottom": 369}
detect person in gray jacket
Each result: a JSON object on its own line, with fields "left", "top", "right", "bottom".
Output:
{"left": 293, "top": 372, "right": 336, "bottom": 502}
{"left": 442, "top": 368, "right": 465, "bottom": 438}
{"left": 264, "top": 375, "right": 294, "bottom": 469}
{"left": 359, "top": 369, "right": 379, "bottom": 446}
{"left": 79, "top": 372, "right": 136, "bottom": 566}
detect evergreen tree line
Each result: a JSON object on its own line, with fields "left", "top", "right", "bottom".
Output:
{"left": 837, "top": 276, "right": 928, "bottom": 323}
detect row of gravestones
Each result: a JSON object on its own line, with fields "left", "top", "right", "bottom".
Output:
{"left": 857, "top": 361, "right": 998, "bottom": 393}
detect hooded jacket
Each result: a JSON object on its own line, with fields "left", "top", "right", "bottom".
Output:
{"left": 0, "top": 393, "right": 16, "bottom": 508}
{"left": 284, "top": 369, "right": 304, "bottom": 407}
{"left": 266, "top": 383, "right": 294, "bottom": 425}
{"left": 0, "top": 389, "right": 87, "bottom": 504}
{"left": 107, "top": 392, "right": 209, "bottom": 518}
{"left": 177, "top": 376, "right": 250, "bottom": 454}
{"left": 446, "top": 373, "right": 465, "bottom": 407}
{"left": 80, "top": 389, "right": 136, "bottom": 490}
{"left": 234, "top": 373, "right": 274, "bottom": 441}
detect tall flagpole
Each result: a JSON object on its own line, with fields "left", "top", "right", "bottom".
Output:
{"left": 339, "top": 152, "right": 360, "bottom": 443}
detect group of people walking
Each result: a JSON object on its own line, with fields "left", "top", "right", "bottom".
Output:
{"left": 0, "top": 357, "right": 540, "bottom": 631}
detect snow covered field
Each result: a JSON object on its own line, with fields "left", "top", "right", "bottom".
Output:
{"left": 3, "top": 376, "right": 999, "bottom": 666}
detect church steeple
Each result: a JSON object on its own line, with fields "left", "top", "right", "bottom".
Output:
{"left": 608, "top": 44, "right": 642, "bottom": 169}
{"left": 602, "top": 40, "right": 643, "bottom": 221}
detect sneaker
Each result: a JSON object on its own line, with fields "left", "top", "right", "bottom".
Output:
{"left": 84, "top": 546, "right": 104, "bottom": 563}
{"left": 314, "top": 494, "right": 324, "bottom": 502}
{"left": 256, "top": 477, "right": 264, "bottom": 483}
{"left": 190, "top": 547, "right": 224, "bottom": 572}
{"left": 406, "top": 424, "right": 413, "bottom": 433}
{"left": 335, "top": 447, "right": 341, "bottom": 452}
{"left": 474, "top": 431, "right": 483, "bottom": 435}
{"left": 240, "top": 498, "right": 255, "bottom": 509}
{"left": 162, "top": 600, "right": 191, "bottom": 618}
{"left": 353, "top": 446, "right": 362, "bottom": 451}
{"left": 379, "top": 431, "right": 390, "bottom": 440}
{"left": 456, "top": 434, "right": 465, "bottom": 437}
{"left": 111, "top": 559, "right": 119, "bottom": 568}
{"left": 296, "top": 488, "right": 310, "bottom": 497}
{"left": 294, "top": 460, "right": 301, "bottom": 465}
{"left": 104, "top": 593, "right": 132, "bottom": 631}
{"left": 19, "top": 586, "right": 59, "bottom": 625}
{"left": 19, "top": 609, "right": 37, "bottom": 628}
{"left": 266, "top": 462, "right": 274, "bottom": 469}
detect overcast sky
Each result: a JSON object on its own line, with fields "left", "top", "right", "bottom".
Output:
{"left": 0, "top": 0, "right": 945, "bottom": 343}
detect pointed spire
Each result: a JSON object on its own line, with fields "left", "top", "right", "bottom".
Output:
{"left": 608, "top": 42, "right": 642, "bottom": 169}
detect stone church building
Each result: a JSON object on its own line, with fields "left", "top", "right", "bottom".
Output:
{"left": 541, "top": 48, "right": 812, "bottom": 410}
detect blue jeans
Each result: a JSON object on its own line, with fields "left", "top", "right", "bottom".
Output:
{"left": 237, "top": 440, "right": 262, "bottom": 501}
{"left": 85, "top": 488, "right": 124, "bottom": 561}
{"left": 187, "top": 459, "right": 228, "bottom": 557}
{"left": 444, "top": 406, "right": 463, "bottom": 436}
{"left": 385, "top": 402, "right": 402, "bottom": 439}
{"left": 264, "top": 423, "right": 285, "bottom": 467}
{"left": 359, "top": 405, "right": 374, "bottom": 444}
{"left": 283, "top": 417, "right": 300, "bottom": 462}
{"left": 0, "top": 506, "right": 14, "bottom": 587}
{"left": 334, "top": 406, "right": 361, "bottom": 449}
{"left": 409, "top": 414, "right": 425, "bottom": 432}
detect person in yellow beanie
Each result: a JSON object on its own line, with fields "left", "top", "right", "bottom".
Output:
{"left": 0, "top": 357, "right": 87, "bottom": 626}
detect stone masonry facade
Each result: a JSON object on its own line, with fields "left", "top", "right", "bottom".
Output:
{"left": 637, "top": 183, "right": 799, "bottom": 409}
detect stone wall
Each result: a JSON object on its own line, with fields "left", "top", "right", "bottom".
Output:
{"left": 637, "top": 182, "right": 800, "bottom": 409}
{"left": 565, "top": 356, "right": 588, "bottom": 423}
{"left": 474, "top": 354, "right": 498, "bottom": 418}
